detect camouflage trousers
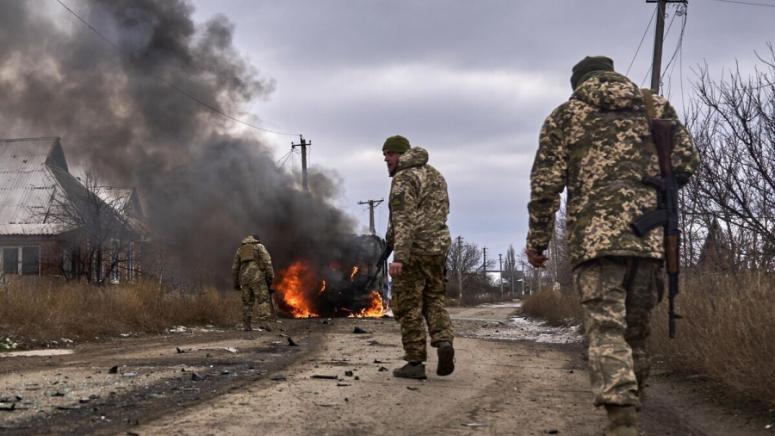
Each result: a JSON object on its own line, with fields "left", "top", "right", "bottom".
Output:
{"left": 241, "top": 282, "right": 272, "bottom": 320}
{"left": 573, "top": 256, "right": 663, "bottom": 407}
{"left": 391, "top": 254, "right": 454, "bottom": 362}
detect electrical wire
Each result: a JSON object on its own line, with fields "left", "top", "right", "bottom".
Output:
{"left": 626, "top": 6, "right": 658, "bottom": 76}
{"left": 663, "top": 6, "right": 688, "bottom": 100}
{"left": 711, "top": 0, "right": 775, "bottom": 7}
{"left": 55, "top": 0, "right": 300, "bottom": 137}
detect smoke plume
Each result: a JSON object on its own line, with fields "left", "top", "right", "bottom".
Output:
{"left": 0, "top": 0, "right": 357, "bottom": 286}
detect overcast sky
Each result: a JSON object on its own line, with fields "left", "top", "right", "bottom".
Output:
{"left": 187, "top": 0, "right": 774, "bottom": 261}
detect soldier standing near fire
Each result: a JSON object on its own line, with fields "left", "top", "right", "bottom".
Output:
{"left": 526, "top": 56, "right": 699, "bottom": 436}
{"left": 232, "top": 234, "right": 275, "bottom": 331}
{"left": 382, "top": 135, "right": 455, "bottom": 380}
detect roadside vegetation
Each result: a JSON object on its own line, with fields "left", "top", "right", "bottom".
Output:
{"left": 0, "top": 279, "right": 241, "bottom": 346}
{"left": 649, "top": 273, "right": 775, "bottom": 404}
{"left": 520, "top": 288, "right": 582, "bottom": 326}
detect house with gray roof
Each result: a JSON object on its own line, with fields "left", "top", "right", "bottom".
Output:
{"left": 0, "top": 137, "right": 145, "bottom": 283}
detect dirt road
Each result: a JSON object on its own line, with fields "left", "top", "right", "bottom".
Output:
{"left": 1, "top": 304, "right": 772, "bottom": 435}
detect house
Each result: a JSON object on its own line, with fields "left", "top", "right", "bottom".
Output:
{"left": 0, "top": 137, "right": 145, "bottom": 283}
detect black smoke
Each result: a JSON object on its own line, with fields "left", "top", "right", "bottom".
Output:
{"left": 0, "top": 0, "right": 357, "bottom": 286}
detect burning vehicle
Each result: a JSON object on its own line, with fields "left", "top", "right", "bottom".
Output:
{"left": 274, "top": 234, "right": 389, "bottom": 318}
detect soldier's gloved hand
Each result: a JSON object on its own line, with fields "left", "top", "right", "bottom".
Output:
{"left": 525, "top": 248, "right": 547, "bottom": 268}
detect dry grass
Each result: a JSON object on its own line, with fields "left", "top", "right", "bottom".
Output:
{"left": 520, "top": 271, "right": 775, "bottom": 405}
{"left": 0, "top": 279, "right": 242, "bottom": 343}
{"left": 649, "top": 272, "right": 775, "bottom": 405}
{"left": 520, "top": 288, "right": 583, "bottom": 326}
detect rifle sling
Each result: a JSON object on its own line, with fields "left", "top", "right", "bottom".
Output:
{"left": 641, "top": 88, "right": 657, "bottom": 127}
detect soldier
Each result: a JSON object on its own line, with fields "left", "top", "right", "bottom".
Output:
{"left": 232, "top": 234, "right": 275, "bottom": 331}
{"left": 526, "top": 56, "right": 699, "bottom": 436}
{"left": 383, "top": 135, "right": 455, "bottom": 380}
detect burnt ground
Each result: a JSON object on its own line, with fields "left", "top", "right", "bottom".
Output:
{"left": 1, "top": 307, "right": 774, "bottom": 435}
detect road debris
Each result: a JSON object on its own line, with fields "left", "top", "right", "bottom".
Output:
{"left": 270, "top": 375, "right": 287, "bottom": 381}
{"left": 311, "top": 374, "right": 339, "bottom": 380}
{"left": 353, "top": 327, "right": 369, "bottom": 334}
{"left": 108, "top": 366, "right": 119, "bottom": 374}
{"left": 287, "top": 337, "right": 298, "bottom": 346}
{"left": 1, "top": 349, "right": 74, "bottom": 358}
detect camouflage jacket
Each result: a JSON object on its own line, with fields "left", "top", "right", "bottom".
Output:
{"left": 231, "top": 236, "right": 275, "bottom": 288}
{"left": 527, "top": 71, "right": 699, "bottom": 267}
{"left": 386, "top": 147, "right": 451, "bottom": 263}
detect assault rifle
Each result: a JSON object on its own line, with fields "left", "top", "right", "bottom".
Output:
{"left": 631, "top": 119, "right": 682, "bottom": 338}
{"left": 266, "top": 277, "right": 277, "bottom": 319}
{"left": 364, "top": 244, "right": 393, "bottom": 291}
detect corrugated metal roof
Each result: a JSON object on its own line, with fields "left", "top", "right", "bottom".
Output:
{"left": 0, "top": 137, "right": 145, "bottom": 237}
{"left": 0, "top": 138, "right": 66, "bottom": 235}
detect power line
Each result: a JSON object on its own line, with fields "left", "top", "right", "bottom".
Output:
{"left": 627, "top": 6, "right": 658, "bottom": 76}
{"left": 711, "top": 0, "right": 775, "bottom": 7}
{"left": 55, "top": 0, "right": 300, "bottom": 137}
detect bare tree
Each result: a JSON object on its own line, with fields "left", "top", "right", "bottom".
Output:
{"left": 684, "top": 48, "right": 775, "bottom": 272}
{"left": 446, "top": 236, "right": 497, "bottom": 304}
{"left": 44, "top": 172, "right": 141, "bottom": 284}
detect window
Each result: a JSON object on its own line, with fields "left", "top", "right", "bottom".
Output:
{"left": 1, "top": 246, "right": 40, "bottom": 276}
{"left": 2, "top": 248, "right": 18, "bottom": 275}
{"left": 22, "top": 247, "right": 40, "bottom": 275}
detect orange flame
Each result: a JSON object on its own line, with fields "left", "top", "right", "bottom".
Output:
{"left": 276, "top": 261, "right": 318, "bottom": 318}
{"left": 352, "top": 291, "right": 384, "bottom": 318}
{"left": 350, "top": 266, "right": 360, "bottom": 282}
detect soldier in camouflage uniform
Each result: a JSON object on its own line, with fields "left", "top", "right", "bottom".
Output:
{"left": 383, "top": 135, "right": 455, "bottom": 380}
{"left": 526, "top": 56, "right": 699, "bottom": 436}
{"left": 232, "top": 234, "right": 275, "bottom": 331}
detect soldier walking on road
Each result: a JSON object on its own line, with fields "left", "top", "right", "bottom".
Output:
{"left": 526, "top": 56, "right": 699, "bottom": 436}
{"left": 383, "top": 135, "right": 455, "bottom": 380}
{"left": 232, "top": 234, "right": 275, "bottom": 331}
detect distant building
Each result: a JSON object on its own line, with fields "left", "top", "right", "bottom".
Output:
{"left": 0, "top": 137, "right": 145, "bottom": 283}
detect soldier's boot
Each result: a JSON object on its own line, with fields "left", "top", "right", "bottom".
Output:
{"left": 436, "top": 341, "right": 455, "bottom": 376}
{"left": 604, "top": 405, "right": 639, "bottom": 436}
{"left": 392, "top": 362, "right": 427, "bottom": 380}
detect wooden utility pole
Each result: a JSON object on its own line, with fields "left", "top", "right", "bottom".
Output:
{"left": 358, "top": 199, "right": 383, "bottom": 235}
{"left": 482, "top": 247, "right": 488, "bottom": 279}
{"left": 291, "top": 135, "right": 310, "bottom": 191}
{"left": 498, "top": 253, "right": 504, "bottom": 299}
{"left": 647, "top": 0, "right": 688, "bottom": 93}
{"left": 456, "top": 236, "right": 463, "bottom": 304}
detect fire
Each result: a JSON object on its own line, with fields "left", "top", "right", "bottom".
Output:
{"left": 352, "top": 291, "right": 385, "bottom": 318}
{"left": 350, "top": 266, "right": 360, "bottom": 281}
{"left": 275, "top": 261, "right": 319, "bottom": 318}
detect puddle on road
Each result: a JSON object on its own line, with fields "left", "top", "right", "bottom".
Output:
{"left": 465, "top": 316, "right": 581, "bottom": 344}
{"left": 459, "top": 302, "right": 582, "bottom": 344}
{"left": 1, "top": 349, "right": 74, "bottom": 357}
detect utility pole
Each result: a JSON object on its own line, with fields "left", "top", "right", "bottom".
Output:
{"left": 647, "top": 0, "right": 688, "bottom": 93}
{"left": 291, "top": 135, "right": 310, "bottom": 191}
{"left": 358, "top": 199, "right": 383, "bottom": 235}
{"left": 456, "top": 236, "right": 464, "bottom": 304}
{"left": 498, "top": 253, "right": 504, "bottom": 299}
{"left": 482, "top": 247, "right": 488, "bottom": 279}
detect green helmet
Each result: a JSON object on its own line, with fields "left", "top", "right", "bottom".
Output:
{"left": 382, "top": 135, "right": 411, "bottom": 154}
